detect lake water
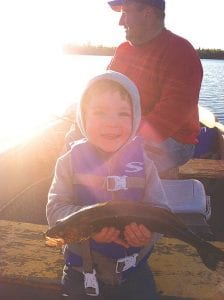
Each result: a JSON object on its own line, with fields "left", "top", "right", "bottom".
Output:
{"left": 0, "top": 55, "right": 223, "bottom": 150}
{"left": 199, "top": 59, "right": 224, "bottom": 123}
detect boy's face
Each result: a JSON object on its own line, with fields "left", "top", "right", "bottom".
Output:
{"left": 84, "top": 90, "right": 132, "bottom": 153}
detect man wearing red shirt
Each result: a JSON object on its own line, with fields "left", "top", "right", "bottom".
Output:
{"left": 107, "top": 0, "right": 203, "bottom": 173}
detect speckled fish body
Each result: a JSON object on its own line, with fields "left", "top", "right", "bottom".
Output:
{"left": 46, "top": 200, "right": 224, "bottom": 271}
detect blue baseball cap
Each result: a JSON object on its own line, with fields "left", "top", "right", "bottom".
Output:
{"left": 108, "top": 0, "right": 165, "bottom": 12}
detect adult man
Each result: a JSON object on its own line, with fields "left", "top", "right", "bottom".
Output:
{"left": 107, "top": 0, "right": 203, "bottom": 173}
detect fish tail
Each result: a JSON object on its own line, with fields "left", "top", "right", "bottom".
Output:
{"left": 197, "top": 241, "right": 224, "bottom": 273}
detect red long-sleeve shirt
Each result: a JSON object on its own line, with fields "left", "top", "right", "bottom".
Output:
{"left": 108, "top": 29, "right": 203, "bottom": 144}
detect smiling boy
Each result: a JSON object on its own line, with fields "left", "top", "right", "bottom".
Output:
{"left": 81, "top": 80, "right": 133, "bottom": 154}
{"left": 47, "top": 71, "right": 168, "bottom": 299}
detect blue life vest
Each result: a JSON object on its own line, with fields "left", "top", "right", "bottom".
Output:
{"left": 193, "top": 126, "right": 218, "bottom": 158}
{"left": 67, "top": 137, "right": 146, "bottom": 264}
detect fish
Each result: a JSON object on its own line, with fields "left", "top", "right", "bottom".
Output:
{"left": 45, "top": 200, "right": 224, "bottom": 272}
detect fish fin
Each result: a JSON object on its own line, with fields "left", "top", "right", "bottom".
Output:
{"left": 197, "top": 242, "right": 224, "bottom": 272}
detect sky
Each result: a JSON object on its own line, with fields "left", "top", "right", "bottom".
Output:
{"left": 0, "top": 0, "right": 224, "bottom": 54}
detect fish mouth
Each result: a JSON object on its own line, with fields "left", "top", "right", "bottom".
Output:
{"left": 45, "top": 236, "right": 65, "bottom": 247}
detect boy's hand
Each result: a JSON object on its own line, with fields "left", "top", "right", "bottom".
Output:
{"left": 92, "top": 227, "right": 120, "bottom": 243}
{"left": 92, "top": 227, "right": 129, "bottom": 248}
{"left": 124, "top": 223, "right": 152, "bottom": 247}
{"left": 92, "top": 224, "right": 152, "bottom": 248}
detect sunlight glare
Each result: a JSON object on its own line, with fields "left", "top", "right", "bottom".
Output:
{"left": 0, "top": 0, "right": 224, "bottom": 150}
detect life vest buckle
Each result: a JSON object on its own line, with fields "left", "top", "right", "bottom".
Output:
{"left": 116, "top": 253, "right": 138, "bottom": 273}
{"left": 107, "top": 175, "right": 128, "bottom": 191}
{"left": 83, "top": 269, "right": 99, "bottom": 296}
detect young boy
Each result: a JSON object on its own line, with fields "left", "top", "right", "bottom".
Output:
{"left": 47, "top": 71, "right": 168, "bottom": 299}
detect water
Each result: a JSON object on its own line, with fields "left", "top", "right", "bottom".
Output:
{"left": 199, "top": 59, "right": 224, "bottom": 123}
{"left": 0, "top": 55, "right": 223, "bottom": 150}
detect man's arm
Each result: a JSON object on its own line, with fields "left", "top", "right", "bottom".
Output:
{"left": 139, "top": 46, "right": 203, "bottom": 143}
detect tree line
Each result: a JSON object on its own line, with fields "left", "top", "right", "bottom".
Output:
{"left": 65, "top": 44, "right": 224, "bottom": 59}
{"left": 65, "top": 44, "right": 116, "bottom": 56}
{"left": 197, "top": 48, "right": 224, "bottom": 59}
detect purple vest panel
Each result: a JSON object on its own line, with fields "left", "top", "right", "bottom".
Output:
{"left": 71, "top": 137, "right": 145, "bottom": 205}
{"left": 70, "top": 137, "right": 146, "bottom": 259}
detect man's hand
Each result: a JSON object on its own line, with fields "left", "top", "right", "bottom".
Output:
{"left": 123, "top": 223, "right": 152, "bottom": 247}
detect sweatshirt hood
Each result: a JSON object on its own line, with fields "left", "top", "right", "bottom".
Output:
{"left": 76, "top": 71, "right": 141, "bottom": 142}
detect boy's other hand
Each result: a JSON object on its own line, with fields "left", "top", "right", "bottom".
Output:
{"left": 92, "top": 227, "right": 129, "bottom": 248}
{"left": 124, "top": 223, "right": 152, "bottom": 247}
{"left": 92, "top": 227, "right": 120, "bottom": 243}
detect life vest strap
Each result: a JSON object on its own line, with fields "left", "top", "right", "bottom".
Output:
{"left": 73, "top": 174, "right": 145, "bottom": 191}
{"left": 80, "top": 240, "right": 99, "bottom": 296}
{"left": 68, "top": 240, "right": 153, "bottom": 286}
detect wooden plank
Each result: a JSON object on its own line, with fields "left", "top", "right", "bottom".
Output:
{"left": 151, "top": 239, "right": 224, "bottom": 299}
{"left": 1, "top": 220, "right": 224, "bottom": 299}
{"left": 0, "top": 220, "right": 63, "bottom": 290}
{"left": 178, "top": 159, "right": 224, "bottom": 179}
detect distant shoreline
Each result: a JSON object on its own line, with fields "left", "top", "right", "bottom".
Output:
{"left": 65, "top": 44, "right": 224, "bottom": 60}
{"left": 65, "top": 44, "right": 116, "bottom": 56}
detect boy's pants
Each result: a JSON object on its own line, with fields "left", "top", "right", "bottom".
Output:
{"left": 61, "top": 262, "right": 159, "bottom": 300}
